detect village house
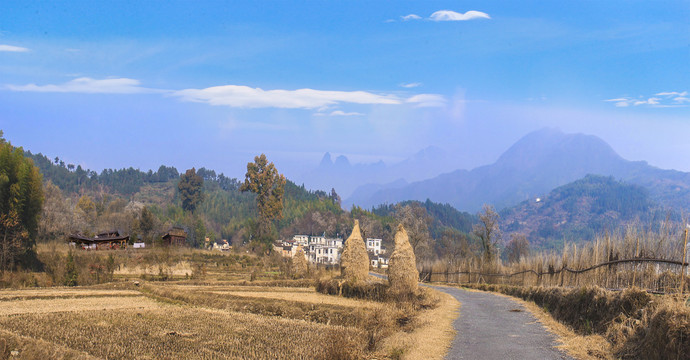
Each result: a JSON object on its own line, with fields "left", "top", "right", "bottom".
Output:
{"left": 308, "top": 235, "right": 343, "bottom": 265}
{"left": 366, "top": 238, "right": 387, "bottom": 255}
{"left": 368, "top": 252, "right": 389, "bottom": 269}
{"left": 212, "top": 239, "right": 231, "bottom": 252}
{"left": 366, "top": 238, "right": 388, "bottom": 269}
{"left": 162, "top": 227, "right": 187, "bottom": 246}
{"left": 68, "top": 230, "right": 129, "bottom": 250}
{"left": 274, "top": 235, "right": 343, "bottom": 265}
{"left": 292, "top": 235, "right": 309, "bottom": 247}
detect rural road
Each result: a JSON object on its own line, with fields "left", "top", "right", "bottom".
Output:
{"left": 370, "top": 273, "right": 572, "bottom": 359}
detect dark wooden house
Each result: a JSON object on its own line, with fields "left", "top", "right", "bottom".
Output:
{"left": 162, "top": 227, "right": 187, "bottom": 246}
{"left": 69, "top": 230, "right": 129, "bottom": 250}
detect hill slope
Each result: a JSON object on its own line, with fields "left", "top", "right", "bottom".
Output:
{"left": 500, "top": 175, "right": 670, "bottom": 249}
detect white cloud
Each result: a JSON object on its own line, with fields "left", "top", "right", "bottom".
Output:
{"left": 315, "top": 110, "right": 365, "bottom": 117}
{"left": 400, "top": 82, "right": 422, "bottom": 88}
{"left": 174, "top": 85, "right": 402, "bottom": 109}
{"left": 6, "top": 77, "right": 161, "bottom": 94}
{"left": 656, "top": 91, "right": 687, "bottom": 97}
{"left": 429, "top": 10, "right": 490, "bottom": 22}
{"left": 401, "top": 14, "right": 422, "bottom": 21}
{"left": 605, "top": 93, "right": 689, "bottom": 108}
{"left": 6, "top": 77, "right": 447, "bottom": 112}
{"left": 633, "top": 97, "right": 660, "bottom": 106}
{"left": 406, "top": 94, "right": 447, "bottom": 107}
{"left": 0, "top": 44, "right": 29, "bottom": 52}
{"left": 329, "top": 110, "right": 364, "bottom": 116}
{"left": 604, "top": 98, "right": 629, "bottom": 102}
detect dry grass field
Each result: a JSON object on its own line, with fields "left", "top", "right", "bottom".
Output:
{"left": 0, "top": 245, "right": 452, "bottom": 359}
{"left": 0, "top": 282, "right": 369, "bottom": 359}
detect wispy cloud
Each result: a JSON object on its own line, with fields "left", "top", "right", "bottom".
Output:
{"left": 391, "top": 10, "right": 490, "bottom": 23}
{"left": 656, "top": 91, "right": 687, "bottom": 97}
{"left": 0, "top": 44, "right": 30, "bottom": 52}
{"left": 406, "top": 94, "right": 447, "bottom": 107}
{"left": 401, "top": 14, "right": 422, "bottom": 21}
{"left": 174, "top": 85, "right": 402, "bottom": 109}
{"left": 605, "top": 91, "right": 689, "bottom": 108}
{"left": 400, "top": 82, "right": 422, "bottom": 88}
{"left": 6, "top": 77, "right": 162, "bottom": 94}
{"left": 315, "top": 110, "right": 365, "bottom": 117}
{"left": 5, "top": 77, "right": 448, "bottom": 113}
{"left": 429, "top": 10, "right": 490, "bottom": 22}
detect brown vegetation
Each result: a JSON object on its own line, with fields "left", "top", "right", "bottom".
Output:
{"left": 0, "top": 236, "right": 447, "bottom": 359}
{"left": 0, "top": 307, "right": 365, "bottom": 359}
{"left": 380, "top": 288, "right": 459, "bottom": 360}
{"left": 291, "top": 247, "right": 308, "bottom": 278}
{"left": 388, "top": 224, "right": 418, "bottom": 294}
{"left": 340, "top": 220, "right": 369, "bottom": 283}
{"left": 424, "top": 223, "right": 690, "bottom": 294}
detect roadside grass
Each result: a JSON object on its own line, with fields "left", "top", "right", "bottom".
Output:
{"left": 489, "top": 290, "right": 614, "bottom": 360}
{"left": 380, "top": 289, "right": 459, "bottom": 360}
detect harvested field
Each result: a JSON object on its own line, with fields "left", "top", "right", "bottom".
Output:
{"left": 0, "top": 295, "right": 162, "bottom": 316}
{"left": 114, "top": 262, "right": 194, "bottom": 277}
{"left": 0, "top": 288, "right": 140, "bottom": 301}
{"left": 167, "top": 284, "right": 314, "bottom": 293}
{"left": 0, "top": 307, "right": 365, "bottom": 359}
{"left": 0, "top": 273, "right": 442, "bottom": 359}
{"left": 0, "top": 328, "right": 97, "bottom": 360}
{"left": 209, "top": 290, "right": 383, "bottom": 308}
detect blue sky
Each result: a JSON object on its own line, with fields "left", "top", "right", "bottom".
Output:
{"left": 1, "top": 1, "right": 689, "bottom": 181}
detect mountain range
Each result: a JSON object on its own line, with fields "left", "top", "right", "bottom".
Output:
{"left": 296, "top": 146, "right": 461, "bottom": 199}
{"left": 344, "top": 128, "right": 690, "bottom": 213}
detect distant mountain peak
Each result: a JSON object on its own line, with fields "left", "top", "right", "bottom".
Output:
{"left": 318, "top": 152, "right": 333, "bottom": 168}
{"left": 410, "top": 146, "right": 448, "bottom": 161}
{"left": 334, "top": 155, "right": 351, "bottom": 168}
{"left": 496, "top": 127, "right": 622, "bottom": 169}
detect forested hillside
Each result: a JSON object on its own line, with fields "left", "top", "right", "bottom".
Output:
{"left": 501, "top": 175, "right": 674, "bottom": 250}
{"left": 25, "top": 146, "right": 480, "bottom": 260}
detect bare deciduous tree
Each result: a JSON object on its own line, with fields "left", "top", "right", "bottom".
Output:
{"left": 505, "top": 233, "right": 530, "bottom": 264}
{"left": 394, "top": 203, "right": 432, "bottom": 261}
{"left": 439, "top": 228, "right": 471, "bottom": 267}
{"left": 473, "top": 204, "right": 502, "bottom": 263}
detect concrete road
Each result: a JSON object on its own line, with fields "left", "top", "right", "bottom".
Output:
{"left": 369, "top": 273, "right": 572, "bottom": 359}
{"left": 432, "top": 285, "right": 572, "bottom": 360}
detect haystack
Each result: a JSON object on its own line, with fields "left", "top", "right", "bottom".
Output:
{"left": 340, "top": 220, "right": 370, "bottom": 282}
{"left": 388, "top": 224, "right": 418, "bottom": 294}
{"left": 291, "top": 246, "right": 308, "bottom": 278}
